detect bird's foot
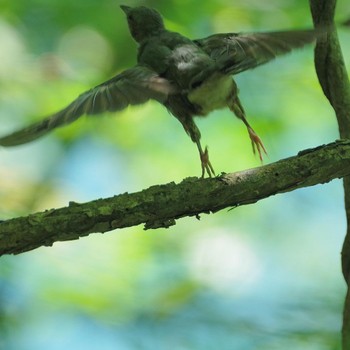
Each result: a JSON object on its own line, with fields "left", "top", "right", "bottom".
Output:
{"left": 200, "top": 146, "right": 215, "bottom": 178}
{"left": 248, "top": 127, "right": 267, "bottom": 162}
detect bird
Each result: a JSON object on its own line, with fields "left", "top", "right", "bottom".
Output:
{"left": 0, "top": 5, "right": 322, "bottom": 177}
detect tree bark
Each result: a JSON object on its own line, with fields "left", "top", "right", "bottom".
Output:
{"left": 309, "top": 1, "right": 350, "bottom": 348}
{"left": 1, "top": 140, "right": 350, "bottom": 256}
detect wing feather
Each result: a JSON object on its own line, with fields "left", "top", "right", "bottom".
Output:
{"left": 195, "top": 29, "right": 324, "bottom": 75}
{"left": 0, "top": 65, "right": 176, "bottom": 146}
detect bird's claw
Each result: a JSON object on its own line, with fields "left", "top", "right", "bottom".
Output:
{"left": 248, "top": 127, "right": 267, "bottom": 162}
{"left": 200, "top": 146, "right": 215, "bottom": 178}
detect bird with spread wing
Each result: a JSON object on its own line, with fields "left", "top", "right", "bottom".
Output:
{"left": 0, "top": 5, "right": 323, "bottom": 177}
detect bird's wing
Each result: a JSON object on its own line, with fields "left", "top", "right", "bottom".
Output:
{"left": 194, "top": 29, "right": 322, "bottom": 75}
{"left": 0, "top": 65, "right": 176, "bottom": 147}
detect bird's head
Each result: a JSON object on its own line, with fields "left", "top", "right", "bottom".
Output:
{"left": 120, "top": 5, "right": 165, "bottom": 43}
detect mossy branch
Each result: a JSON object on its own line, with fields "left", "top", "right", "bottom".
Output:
{"left": 1, "top": 140, "right": 350, "bottom": 256}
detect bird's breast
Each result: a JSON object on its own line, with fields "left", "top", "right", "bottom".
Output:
{"left": 188, "top": 73, "right": 234, "bottom": 116}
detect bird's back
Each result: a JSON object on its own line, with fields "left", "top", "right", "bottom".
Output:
{"left": 138, "top": 30, "right": 216, "bottom": 89}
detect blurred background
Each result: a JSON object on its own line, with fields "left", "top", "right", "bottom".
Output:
{"left": 0, "top": 0, "right": 349, "bottom": 349}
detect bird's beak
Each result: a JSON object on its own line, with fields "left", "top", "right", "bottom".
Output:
{"left": 120, "top": 5, "right": 131, "bottom": 15}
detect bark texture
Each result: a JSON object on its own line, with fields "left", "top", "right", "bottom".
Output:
{"left": 309, "top": 1, "right": 350, "bottom": 348}
{"left": 1, "top": 140, "right": 350, "bottom": 256}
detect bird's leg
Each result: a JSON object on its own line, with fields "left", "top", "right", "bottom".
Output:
{"left": 229, "top": 96, "right": 267, "bottom": 161}
{"left": 241, "top": 117, "right": 267, "bottom": 161}
{"left": 196, "top": 140, "right": 215, "bottom": 178}
{"left": 178, "top": 116, "right": 215, "bottom": 177}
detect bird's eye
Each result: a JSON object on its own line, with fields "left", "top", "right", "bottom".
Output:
{"left": 128, "top": 15, "right": 134, "bottom": 21}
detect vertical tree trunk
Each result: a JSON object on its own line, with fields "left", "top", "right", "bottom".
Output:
{"left": 309, "top": 0, "right": 350, "bottom": 348}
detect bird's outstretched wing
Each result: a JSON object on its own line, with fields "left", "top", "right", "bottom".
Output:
{"left": 0, "top": 65, "right": 176, "bottom": 147}
{"left": 194, "top": 29, "right": 323, "bottom": 75}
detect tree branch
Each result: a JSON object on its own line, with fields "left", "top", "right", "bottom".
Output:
{"left": 1, "top": 140, "right": 350, "bottom": 256}
{"left": 310, "top": 2, "right": 350, "bottom": 138}
{"left": 309, "top": 1, "right": 350, "bottom": 347}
